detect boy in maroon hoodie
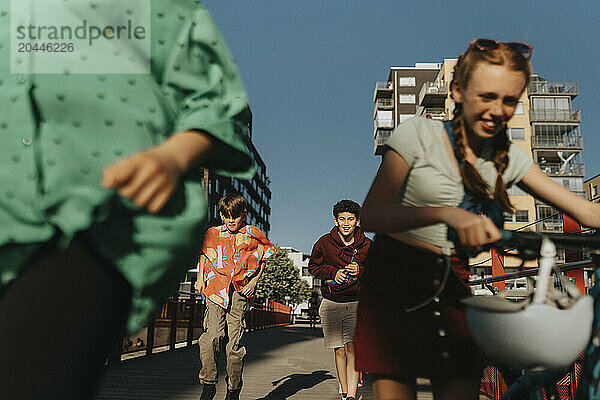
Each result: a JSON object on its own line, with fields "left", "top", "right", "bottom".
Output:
{"left": 308, "top": 200, "right": 371, "bottom": 400}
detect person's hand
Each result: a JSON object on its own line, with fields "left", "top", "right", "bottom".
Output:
{"left": 102, "top": 144, "right": 184, "bottom": 213}
{"left": 240, "top": 278, "right": 258, "bottom": 297}
{"left": 346, "top": 262, "right": 359, "bottom": 276}
{"left": 334, "top": 269, "right": 348, "bottom": 284}
{"left": 102, "top": 131, "right": 214, "bottom": 213}
{"left": 443, "top": 207, "right": 502, "bottom": 249}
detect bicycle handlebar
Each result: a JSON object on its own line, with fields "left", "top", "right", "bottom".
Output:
{"left": 484, "top": 230, "right": 600, "bottom": 260}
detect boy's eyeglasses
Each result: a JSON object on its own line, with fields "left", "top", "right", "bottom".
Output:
{"left": 470, "top": 38, "right": 533, "bottom": 61}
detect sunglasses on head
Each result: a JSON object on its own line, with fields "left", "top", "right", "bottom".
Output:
{"left": 469, "top": 38, "right": 533, "bottom": 60}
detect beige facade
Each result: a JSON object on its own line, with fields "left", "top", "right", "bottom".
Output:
{"left": 584, "top": 174, "right": 600, "bottom": 202}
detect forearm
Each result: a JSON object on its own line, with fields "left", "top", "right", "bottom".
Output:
{"left": 519, "top": 166, "right": 600, "bottom": 228}
{"left": 197, "top": 255, "right": 208, "bottom": 287}
{"left": 197, "top": 264, "right": 204, "bottom": 284}
{"left": 576, "top": 202, "right": 600, "bottom": 228}
{"left": 307, "top": 262, "right": 338, "bottom": 280}
{"left": 160, "top": 130, "right": 215, "bottom": 173}
{"left": 252, "top": 262, "right": 266, "bottom": 283}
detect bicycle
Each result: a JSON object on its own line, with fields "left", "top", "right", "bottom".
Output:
{"left": 462, "top": 230, "right": 600, "bottom": 399}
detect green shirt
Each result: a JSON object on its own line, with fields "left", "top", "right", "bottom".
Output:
{"left": 0, "top": 0, "right": 255, "bottom": 333}
{"left": 386, "top": 117, "right": 533, "bottom": 251}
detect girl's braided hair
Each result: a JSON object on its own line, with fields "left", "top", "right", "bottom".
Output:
{"left": 450, "top": 44, "right": 531, "bottom": 212}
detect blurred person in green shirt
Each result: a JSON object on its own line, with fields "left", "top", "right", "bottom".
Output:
{"left": 0, "top": 1, "right": 255, "bottom": 398}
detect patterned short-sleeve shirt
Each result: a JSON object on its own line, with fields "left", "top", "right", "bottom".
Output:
{"left": 201, "top": 224, "right": 274, "bottom": 308}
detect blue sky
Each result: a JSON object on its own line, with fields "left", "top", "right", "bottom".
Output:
{"left": 202, "top": 0, "right": 600, "bottom": 253}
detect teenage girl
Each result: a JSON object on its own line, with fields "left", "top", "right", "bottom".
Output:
{"left": 355, "top": 39, "right": 600, "bottom": 400}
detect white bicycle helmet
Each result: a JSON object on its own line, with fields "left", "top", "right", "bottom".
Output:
{"left": 462, "top": 238, "right": 593, "bottom": 370}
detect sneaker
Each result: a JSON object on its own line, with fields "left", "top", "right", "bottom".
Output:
{"left": 225, "top": 389, "right": 241, "bottom": 400}
{"left": 199, "top": 384, "right": 216, "bottom": 400}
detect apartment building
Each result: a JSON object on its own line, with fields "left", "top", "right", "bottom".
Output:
{"left": 372, "top": 60, "right": 585, "bottom": 293}
{"left": 373, "top": 63, "right": 441, "bottom": 155}
{"left": 529, "top": 77, "right": 585, "bottom": 232}
{"left": 203, "top": 114, "right": 271, "bottom": 235}
{"left": 281, "top": 246, "right": 320, "bottom": 318}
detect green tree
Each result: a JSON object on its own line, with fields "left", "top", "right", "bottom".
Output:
{"left": 256, "top": 246, "right": 311, "bottom": 305}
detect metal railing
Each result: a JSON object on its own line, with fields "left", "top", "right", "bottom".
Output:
{"left": 374, "top": 81, "right": 392, "bottom": 90}
{"left": 480, "top": 361, "right": 582, "bottom": 400}
{"left": 374, "top": 118, "right": 394, "bottom": 128}
{"left": 375, "top": 98, "right": 394, "bottom": 107}
{"left": 539, "top": 162, "right": 584, "bottom": 176}
{"left": 530, "top": 109, "right": 580, "bottom": 122}
{"left": 418, "top": 81, "right": 448, "bottom": 105}
{"left": 529, "top": 81, "right": 578, "bottom": 96}
{"left": 422, "top": 107, "right": 446, "bottom": 120}
{"left": 374, "top": 130, "right": 391, "bottom": 146}
{"left": 531, "top": 135, "right": 583, "bottom": 148}
{"left": 537, "top": 220, "right": 564, "bottom": 233}
{"left": 470, "top": 259, "right": 594, "bottom": 287}
{"left": 109, "top": 293, "right": 292, "bottom": 363}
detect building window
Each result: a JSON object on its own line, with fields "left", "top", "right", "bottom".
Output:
{"left": 398, "top": 77, "right": 416, "bottom": 87}
{"left": 532, "top": 97, "right": 569, "bottom": 110}
{"left": 399, "top": 94, "right": 416, "bottom": 104}
{"left": 514, "top": 102, "right": 524, "bottom": 114}
{"left": 515, "top": 210, "right": 528, "bottom": 222}
{"left": 507, "top": 128, "right": 525, "bottom": 141}
{"left": 399, "top": 114, "right": 414, "bottom": 123}
{"left": 504, "top": 210, "right": 528, "bottom": 223}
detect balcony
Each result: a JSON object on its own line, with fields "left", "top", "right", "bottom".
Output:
{"left": 373, "top": 81, "right": 393, "bottom": 101}
{"left": 529, "top": 81, "right": 578, "bottom": 97}
{"left": 529, "top": 109, "right": 580, "bottom": 122}
{"left": 374, "top": 118, "right": 394, "bottom": 129}
{"left": 537, "top": 220, "right": 564, "bottom": 233}
{"left": 419, "top": 107, "right": 446, "bottom": 120}
{"left": 375, "top": 98, "right": 394, "bottom": 108}
{"left": 375, "top": 81, "right": 392, "bottom": 89}
{"left": 418, "top": 81, "right": 448, "bottom": 106}
{"left": 374, "top": 129, "right": 392, "bottom": 155}
{"left": 538, "top": 162, "right": 584, "bottom": 176}
{"left": 375, "top": 129, "right": 392, "bottom": 144}
{"left": 531, "top": 135, "right": 583, "bottom": 149}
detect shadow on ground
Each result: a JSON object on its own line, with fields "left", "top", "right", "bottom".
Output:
{"left": 95, "top": 323, "right": 327, "bottom": 399}
{"left": 256, "top": 370, "right": 335, "bottom": 399}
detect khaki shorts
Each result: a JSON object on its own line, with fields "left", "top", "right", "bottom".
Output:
{"left": 319, "top": 298, "right": 359, "bottom": 348}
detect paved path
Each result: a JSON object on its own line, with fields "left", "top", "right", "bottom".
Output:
{"left": 95, "top": 323, "right": 435, "bottom": 400}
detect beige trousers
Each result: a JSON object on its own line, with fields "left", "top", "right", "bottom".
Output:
{"left": 198, "top": 291, "right": 248, "bottom": 390}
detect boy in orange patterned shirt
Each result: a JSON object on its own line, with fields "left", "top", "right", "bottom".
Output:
{"left": 195, "top": 193, "right": 274, "bottom": 400}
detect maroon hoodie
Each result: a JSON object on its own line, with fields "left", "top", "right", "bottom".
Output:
{"left": 308, "top": 226, "right": 371, "bottom": 302}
